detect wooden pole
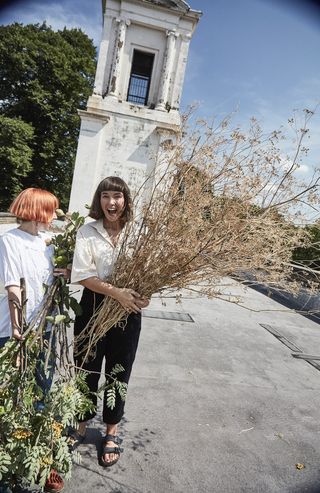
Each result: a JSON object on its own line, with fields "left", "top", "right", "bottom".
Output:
{"left": 19, "top": 277, "right": 27, "bottom": 373}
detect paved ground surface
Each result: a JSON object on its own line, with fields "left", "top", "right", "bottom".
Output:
{"left": 61, "top": 280, "right": 320, "bottom": 493}
{"left": 1, "top": 222, "right": 320, "bottom": 492}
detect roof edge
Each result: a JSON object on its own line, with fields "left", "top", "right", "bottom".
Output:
{"left": 102, "top": 0, "right": 202, "bottom": 19}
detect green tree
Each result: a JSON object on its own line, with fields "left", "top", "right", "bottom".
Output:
{"left": 292, "top": 224, "right": 320, "bottom": 269}
{"left": 0, "top": 23, "right": 96, "bottom": 210}
{"left": 0, "top": 116, "right": 34, "bottom": 210}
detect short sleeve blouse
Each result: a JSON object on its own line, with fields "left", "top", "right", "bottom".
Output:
{"left": 71, "top": 219, "right": 122, "bottom": 284}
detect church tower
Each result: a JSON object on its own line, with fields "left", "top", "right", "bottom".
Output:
{"left": 69, "top": 0, "right": 201, "bottom": 214}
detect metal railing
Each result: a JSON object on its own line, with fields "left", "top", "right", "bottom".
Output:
{"left": 127, "top": 74, "right": 150, "bottom": 105}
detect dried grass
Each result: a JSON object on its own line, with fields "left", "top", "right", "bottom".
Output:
{"left": 76, "top": 109, "right": 320, "bottom": 356}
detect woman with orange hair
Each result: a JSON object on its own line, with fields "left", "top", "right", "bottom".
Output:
{"left": 0, "top": 188, "right": 64, "bottom": 347}
{"left": 0, "top": 188, "right": 65, "bottom": 493}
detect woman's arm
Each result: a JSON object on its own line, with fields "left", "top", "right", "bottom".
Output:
{"left": 0, "top": 236, "right": 25, "bottom": 339}
{"left": 6, "top": 285, "right": 24, "bottom": 340}
{"left": 79, "top": 276, "right": 145, "bottom": 314}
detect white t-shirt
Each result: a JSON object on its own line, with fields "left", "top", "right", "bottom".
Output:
{"left": 0, "top": 228, "right": 54, "bottom": 338}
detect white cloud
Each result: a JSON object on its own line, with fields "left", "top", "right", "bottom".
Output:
{"left": 294, "top": 163, "right": 310, "bottom": 174}
{"left": 2, "top": 1, "right": 102, "bottom": 46}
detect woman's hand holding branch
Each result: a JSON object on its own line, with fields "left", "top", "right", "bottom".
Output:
{"left": 53, "top": 268, "right": 70, "bottom": 280}
{"left": 79, "top": 276, "right": 150, "bottom": 313}
{"left": 112, "top": 287, "right": 149, "bottom": 313}
{"left": 12, "top": 326, "right": 24, "bottom": 341}
{"left": 135, "top": 297, "right": 150, "bottom": 309}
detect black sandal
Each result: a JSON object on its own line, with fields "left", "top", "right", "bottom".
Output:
{"left": 67, "top": 427, "right": 86, "bottom": 451}
{"left": 100, "top": 434, "right": 123, "bottom": 467}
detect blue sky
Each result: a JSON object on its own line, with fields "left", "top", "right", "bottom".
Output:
{"left": 1, "top": 0, "right": 319, "bottom": 121}
{"left": 1, "top": 0, "right": 320, "bottom": 207}
{"left": 188, "top": 1, "right": 320, "bottom": 124}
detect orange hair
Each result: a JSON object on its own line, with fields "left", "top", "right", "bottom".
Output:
{"left": 9, "top": 188, "right": 59, "bottom": 224}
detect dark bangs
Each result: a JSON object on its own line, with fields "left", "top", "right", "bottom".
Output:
{"left": 89, "top": 176, "right": 133, "bottom": 224}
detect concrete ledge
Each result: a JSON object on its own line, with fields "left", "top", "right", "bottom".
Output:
{"left": 0, "top": 212, "right": 17, "bottom": 225}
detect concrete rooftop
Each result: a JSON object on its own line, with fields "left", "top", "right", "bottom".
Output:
{"left": 1, "top": 223, "right": 319, "bottom": 492}
{"left": 63, "top": 279, "right": 320, "bottom": 493}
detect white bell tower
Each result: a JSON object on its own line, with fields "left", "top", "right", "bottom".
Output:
{"left": 69, "top": 0, "right": 201, "bottom": 214}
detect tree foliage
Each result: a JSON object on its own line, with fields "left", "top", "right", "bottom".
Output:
{"left": 0, "top": 23, "right": 96, "bottom": 210}
{"left": 292, "top": 224, "right": 320, "bottom": 268}
{"left": 0, "top": 115, "right": 34, "bottom": 209}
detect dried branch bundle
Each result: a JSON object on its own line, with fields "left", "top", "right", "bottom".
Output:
{"left": 77, "top": 110, "right": 320, "bottom": 355}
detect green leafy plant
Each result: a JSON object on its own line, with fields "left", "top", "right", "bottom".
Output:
{"left": 0, "top": 338, "right": 94, "bottom": 487}
{"left": 0, "top": 212, "right": 128, "bottom": 490}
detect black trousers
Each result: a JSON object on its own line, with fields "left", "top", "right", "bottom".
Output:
{"left": 74, "top": 288, "right": 141, "bottom": 424}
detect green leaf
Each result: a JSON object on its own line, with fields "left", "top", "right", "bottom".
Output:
{"left": 110, "top": 363, "right": 124, "bottom": 377}
{"left": 106, "top": 386, "right": 116, "bottom": 410}
{"left": 71, "top": 211, "right": 79, "bottom": 221}
{"left": 69, "top": 297, "right": 82, "bottom": 316}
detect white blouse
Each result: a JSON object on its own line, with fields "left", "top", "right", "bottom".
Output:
{"left": 71, "top": 219, "right": 123, "bottom": 284}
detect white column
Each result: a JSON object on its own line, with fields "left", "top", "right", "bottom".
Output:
{"left": 171, "top": 33, "right": 191, "bottom": 110}
{"left": 156, "top": 31, "right": 177, "bottom": 111}
{"left": 94, "top": 40, "right": 109, "bottom": 96}
{"left": 93, "top": 16, "right": 113, "bottom": 96}
{"left": 108, "top": 18, "right": 130, "bottom": 99}
{"left": 69, "top": 113, "right": 109, "bottom": 215}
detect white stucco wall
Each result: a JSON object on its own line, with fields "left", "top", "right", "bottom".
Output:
{"left": 69, "top": 0, "right": 200, "bottom": 214}
{"left": 94, "top": 0, "right": 198, "bottom": 108}
{"left": 69, "top": 109, "right": 174, "bottom": 214}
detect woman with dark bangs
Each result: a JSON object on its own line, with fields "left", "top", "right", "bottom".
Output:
{"left": 71, "top": 176, "right": 149, "bottom": 468}
{"left": 0, "top": 188, "right": 66, "bottom": 493}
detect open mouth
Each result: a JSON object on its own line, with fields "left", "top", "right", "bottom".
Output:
{"left": 107, "top": 209, "right": 118, "bottom": 216}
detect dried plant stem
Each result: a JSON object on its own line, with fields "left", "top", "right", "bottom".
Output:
{"left": 75, "top": 110, "right": 319, "bottom": 359}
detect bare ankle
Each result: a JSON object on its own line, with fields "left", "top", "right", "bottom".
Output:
{"left": 78, "top": 421, "right": 87, "bottom": 436}
{"left": 106, "top": 424, "right": 118, "bottom": 438}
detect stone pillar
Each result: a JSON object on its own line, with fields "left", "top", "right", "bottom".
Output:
{"left": 93, "top": 16, "right": 113, "bottom": 96}
{"left": 156, "top": 31, "right": 177, "bottom": 111}
{"left": 108, "top": 18, "right": 130, "bottom": 98}
{"left": 69, "top": 112, "right": 110, "bottom": 215}
{"left": 171, "top": 33, "right": 191, "bottom": 110}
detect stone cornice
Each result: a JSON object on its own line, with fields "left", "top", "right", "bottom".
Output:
{"left": 78, "top": 97, "right": 181, "bottom": 129}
